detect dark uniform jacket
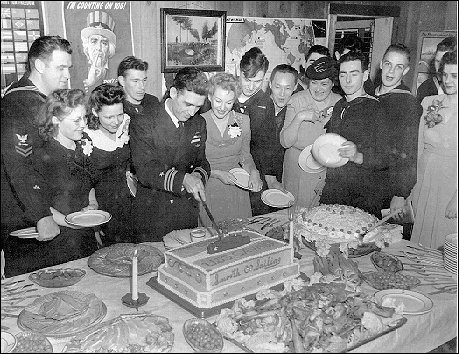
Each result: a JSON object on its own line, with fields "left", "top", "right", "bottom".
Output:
{"left": 320, "top": 95, "right": 391, "bottom": 218}
{"left": 128, "top": 98, "right": 210, "bottom": 242}
{"left": 3, "top": 136, "right": 98, "bottom": 277}
{"left": 233, "top": 90, "right": 283, "bottom": 181}
{"left": 1, "top": 75, "right": 51, "bottom": 243}
{"left": 376, "top": 84, "right": 423, "bottom": 202}
{"left": 233, "top": 90, "right": 284, "bottom": 216}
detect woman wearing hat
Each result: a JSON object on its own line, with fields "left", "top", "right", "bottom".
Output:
{"left": 280, "top": 57, "right": 341, "bottom": 207}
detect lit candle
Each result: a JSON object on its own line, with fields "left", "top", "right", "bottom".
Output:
{"left": 131, "top": 248, "right": 138, "bottom": 301}
{"left": 289, "top": 220, "right": 294, "bottom": 248}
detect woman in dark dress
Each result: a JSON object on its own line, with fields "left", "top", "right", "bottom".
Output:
{"left": 85, "top": 84, "right": 134, "bottom": 245}
{"left": 4, "top": 89, "right": 98, "bottom": 276}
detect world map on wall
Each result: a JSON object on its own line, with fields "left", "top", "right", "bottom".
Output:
{"left": 225, "top": 17, "right": 327, "bottom": 83}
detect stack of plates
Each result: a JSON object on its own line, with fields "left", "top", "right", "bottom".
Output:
{"left": 444, "top": 233, "right": 457, "bottom": 274}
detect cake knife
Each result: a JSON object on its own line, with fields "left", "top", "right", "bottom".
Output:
{"left": 359, "top": 208, "right": 403, "bottom": 241}
{"left": 200, "top": 197, "right": 223, "bottom": 240}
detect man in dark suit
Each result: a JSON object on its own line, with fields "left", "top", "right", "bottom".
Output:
{"left": 121, "top": 59, "right": 210, "bottom": 242}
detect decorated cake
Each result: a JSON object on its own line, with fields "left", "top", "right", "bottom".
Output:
{"left": 294, "top": 204, "right": 402, "bottom": 256}
{"left": 157, "top": 230, "right": 299, "bottom": 308}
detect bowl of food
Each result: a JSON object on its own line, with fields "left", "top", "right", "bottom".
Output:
{"left": 28, "top": 268, "right": 86, "bottom": 288}
{"left": 11, "top": 332, "right": 52, "bottom": 353}
{"left": 183, "top": 318, "right": 223, "bottom": 353}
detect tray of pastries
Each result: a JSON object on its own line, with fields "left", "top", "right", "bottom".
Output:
{"left": 63, "top": 313, "right": 174, "bottom": 353}
{"left": 17, "top": 290, "right": 107, "bottom": 338}
{"left": 88, "top": 243, "right": 164, "bottom": 277}
{"left": 28, "top": 268, "right": 86, "bottom": 288}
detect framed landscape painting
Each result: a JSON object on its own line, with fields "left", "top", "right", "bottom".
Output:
{"left": 160, "top": 8, "right": 226, "bottom": 73}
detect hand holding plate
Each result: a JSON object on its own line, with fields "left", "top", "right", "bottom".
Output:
{"left": 338, "top": 141, "right": 362, "bottom": 164}
{"left": 248, "top": 170, "right": 263, "bottom": 192}
{"left": 214, "top": 170, "right": 236, "bottom": 185}
{"left": 36, "top": 215, "right": 61, "bottom": 242}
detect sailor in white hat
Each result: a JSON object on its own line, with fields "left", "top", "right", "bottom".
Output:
{"left": 80, "top": 11, "right": 117, "bottom": 91}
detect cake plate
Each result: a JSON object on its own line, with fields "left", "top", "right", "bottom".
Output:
{"left": 147, "top": 273, "right": 309, "bottom": 319}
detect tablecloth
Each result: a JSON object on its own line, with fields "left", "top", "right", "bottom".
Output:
{"left": 2, "top": 209, "right": 457, "bottom": 353}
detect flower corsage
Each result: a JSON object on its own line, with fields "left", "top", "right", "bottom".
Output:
{"left": 81, "top": 138, "right": 94, "bottom": 156}
{"left": 424, "top": 99, "right": 445, "bottom": 128}
{"left": 228, "top": 122, "right": 242, "bottom": 138}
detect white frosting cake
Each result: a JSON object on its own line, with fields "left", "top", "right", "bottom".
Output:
{"left": 295, "top": 204, "right": 402, "bottom": 256}
{"left": 157, "top": 230, "right": 299, "bottom": 308}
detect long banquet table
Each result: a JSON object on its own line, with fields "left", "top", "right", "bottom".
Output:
{"left": 1, "top": 209, "right": 457, "bottom": 353}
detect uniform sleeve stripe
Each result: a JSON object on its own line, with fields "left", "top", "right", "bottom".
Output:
{"left": 193, "top": 167, "right": 208, "bottom": 183}
{"left": 164, "top": 168, "right": 178, "bottom": 192}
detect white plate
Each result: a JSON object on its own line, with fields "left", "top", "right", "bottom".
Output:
{"left": 229, "top": 168, "right": 251, "bottom": 190}
{"left": 65, "top": 210, "right": 112, "bottom": 227}
{"left": 312, "top": 133, "right": 349, "bottom": 168}
{"left": 261, "top": 189, "right": 295, "bottom": 208}
{"left": 1, "top": 331, "right": 16, "bottom": 353}
{"left": 9, "top": 227, "right": 39, "bottom": 239}
{"left": 375, "top": 289, "right": 433, "bottom": 315}
{"left": 298, "top": 144, "right": 326, "bottom": 174}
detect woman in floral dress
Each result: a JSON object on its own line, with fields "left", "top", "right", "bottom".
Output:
{"left": 85, "top": 84, "right": 134, "bottom": 245}
{"left": 411, "top": 50, "right": 457, "bottom": 249}
{"left": 199, "top": 73, "right": 262, "bottom": 226}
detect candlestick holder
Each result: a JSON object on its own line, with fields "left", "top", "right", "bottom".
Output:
{"left": 121, "top": 292, "right": 149, "bottom": 309}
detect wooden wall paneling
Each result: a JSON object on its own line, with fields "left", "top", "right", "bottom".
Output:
{"left": 214, "top": 1, "right": 243, "bottom": 16}
{"left": 445, "top": 1, "right": 458, "bottom": 30}
{"left": 267, "top": 2, "right": 286, "bottom": 18}
{"left": 243, "top": 1, "right": 258, "bottom": 17}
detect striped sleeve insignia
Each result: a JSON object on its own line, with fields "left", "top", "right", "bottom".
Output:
{"left": 15, "top": 134, "right": 32, "bottom": 157}
{"left": 192, "top": 166, "right": 209, "bottom": 184}
{"left": 191, "top": 131, "right": 201, "bottom": 146}
{"left": 164, "top": 167, "right": 178, "bottom": 192}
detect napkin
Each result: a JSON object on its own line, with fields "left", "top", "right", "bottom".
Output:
{"left": 163, "top": 228, "right": 214, "bottom": 249}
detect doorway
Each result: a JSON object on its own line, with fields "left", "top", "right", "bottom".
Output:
{"left": 327, "top": 4, "right": 400, "bottom": 82}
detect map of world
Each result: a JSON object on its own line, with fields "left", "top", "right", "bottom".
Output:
{"left": 225, "top": 17, "right": 327, "bottom": 85}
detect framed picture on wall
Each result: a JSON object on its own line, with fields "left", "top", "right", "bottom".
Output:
{"left": 160, "top": 8, "right": 226, "bottom": 73}
{"left": 412, "top": 30, "right": 457, "bottom": 95}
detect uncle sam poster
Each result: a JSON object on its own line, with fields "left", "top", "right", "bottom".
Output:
{"left": 62, "top": 1, "right": 134, "bottom": 93}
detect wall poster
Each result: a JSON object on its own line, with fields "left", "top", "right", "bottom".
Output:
{"left": 62, "top": 1, "right": 134, "bottom": 93}
{"left": 412, "top": 30, "right": 457, "bottom": 96}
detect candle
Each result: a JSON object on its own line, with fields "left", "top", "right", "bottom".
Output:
{"left": 289, "top": 220, "right": 294, "bottom": 248}
{"left": 131, "top": 248, "right": 138, "bottom": 301}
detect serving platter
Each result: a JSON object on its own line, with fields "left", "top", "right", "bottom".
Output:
{"left": 62, "top": 313, "right": 174, "bottom": 353}
{"left": 17, "top": 290, "right": 107, "bottom": 338}
{"left": 375, "top": 289, "right": 433, "bottom": 315}
{"left": 88, "top": 243, "right": 164, "bottom": 277}
{"left": 28, "top": 268, "right": 86, "bottom": 288}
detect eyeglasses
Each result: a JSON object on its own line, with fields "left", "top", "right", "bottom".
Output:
{"left": 63, "top": 116, "right": 88, "bottom": 126}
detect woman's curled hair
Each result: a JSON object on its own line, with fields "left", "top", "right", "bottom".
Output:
{"left": 37, "top": 88, "right": 86, "bottom": 141}
{"left": 86, "top": 83, "right": 125, "bottom": 129}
